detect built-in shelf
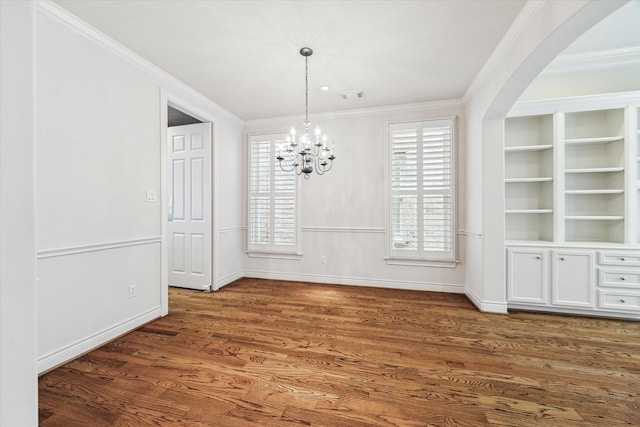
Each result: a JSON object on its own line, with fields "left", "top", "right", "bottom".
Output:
{"left": 504, "top": 144, "right": 553, "bottom": 152}
{"left": 505, "top": 209, "right": 553, "bottom": 214}
{"left": 565, "top": 189, "right": 624, "bottom": 195}
{"left": 565, "top": 167, "right": 624, "bottom": 174}
{"left": 564, "top": 136, "right": 624, "bottom": 145}
{"left": 565, "top": 216, "right": 624, "bottom": 221}
{"left": 504, "top": 177, "right": 553, "bottom": 183}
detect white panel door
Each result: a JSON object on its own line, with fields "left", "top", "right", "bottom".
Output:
{"left": 167, "top": 123, "right": 212, "bottom": 290}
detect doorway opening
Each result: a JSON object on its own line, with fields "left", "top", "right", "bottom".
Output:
{"left": 162, "top": 99, "right": 216, "bottom": 317}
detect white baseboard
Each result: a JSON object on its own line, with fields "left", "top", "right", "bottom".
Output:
{"left": 243, "top": 270, "right": 464, "bottom": 294}
{"left": 465, "top": 289, "right": 508, "bottom": 314}
{"left": 214, "top": 271, "right": 243, "bottom": 290}
{"left": 37, "top": 306, "right": 161, "bottom": 374}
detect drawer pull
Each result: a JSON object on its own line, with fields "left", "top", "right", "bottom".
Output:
{"left": 535, "top": 256, "right": 541, "bottom": 260}
{"left": 559, "top": 257, "right": 565, "bottom": 261}
{"left": 620, "top": 277, "right": 626, "bottom": 281}
{"left": 620, "top": 257, "right": 625, "bottom": 261}
{"left": 619, "top": 299, "right": 626, "bottom": 303}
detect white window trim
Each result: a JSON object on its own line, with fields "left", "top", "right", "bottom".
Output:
{"left": 247, "top": 133, "right": 302, "bottom": 259}
{"left": 385, "top": 117, "right": 458, "bottom": 267}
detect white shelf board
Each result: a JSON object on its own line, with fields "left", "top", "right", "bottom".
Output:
{"left": 505, "top": 209, "right": 553, "bottom": 214}
{"left": 565, "top": 167, "right": 624, "bottom": 174}
{"left": 565, "top": 189, "right": 624, "bottom": 195}
{"left": 504, "top": 177, "right": 553, "bottom": 183}
{"left": 564, "top": 136, "right": 623, "bottom": 145}
{"left": 504, "top": 144, "right": 553, "bottom": 152}
{"left": 565, "top": 215, "right": 624, "bottom": 221}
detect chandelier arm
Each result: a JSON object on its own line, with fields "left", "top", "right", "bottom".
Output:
{"left": 278, "top": 159, "right": 297, "bottom": 173}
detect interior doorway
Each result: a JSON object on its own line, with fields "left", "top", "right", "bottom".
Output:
{"left": 165, "top": 104, "right": 214, "bottom": 295}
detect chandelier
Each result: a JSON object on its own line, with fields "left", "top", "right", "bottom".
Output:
{"left": 276, "top": 47, "right": 336, "bottom": 179}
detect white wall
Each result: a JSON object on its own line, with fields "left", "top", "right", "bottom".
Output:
{"left": 243, "top": 102, "right": 467, "bottom": 293}
{"left": 35, "top": 2, "right": 244, "bottom": 372}
{"left": 463, "top": 0, "right": 627, "bottom": 312}
{"left": 0, "top": 2, "right": 38, "bottom": 425}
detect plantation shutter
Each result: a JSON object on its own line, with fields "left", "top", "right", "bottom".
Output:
{"left": 248, "top": 134, "right": 297, "bottom": 252}
{"left": 389, "top": 118, "right": 455, "bottom": 261}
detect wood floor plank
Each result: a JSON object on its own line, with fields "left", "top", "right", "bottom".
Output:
{"left": 39, "top": 278, "right": 640, "bottom": 425}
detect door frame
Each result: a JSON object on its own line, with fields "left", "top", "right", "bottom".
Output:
{"left": 160, "top": 89, "right": 218, "bottom": 316}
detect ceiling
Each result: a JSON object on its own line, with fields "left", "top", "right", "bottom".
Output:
{"left": 54, "top": 0, "right": 526, "bottom": 120}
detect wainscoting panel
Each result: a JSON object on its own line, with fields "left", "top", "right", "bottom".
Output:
{"left": 37, "top": 240, "right": 161, "bottom": 373}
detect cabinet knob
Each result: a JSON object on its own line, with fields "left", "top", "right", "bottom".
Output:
{"left": 559, "top": 257, "right": 565, "bottom": 261}
{"left": 620, "top": 257, "right": 626, "bottom": 261}
{"left": 619, "top": 299, "right": 626, "bottom": 303}
{"left": 535, "top": 256, "right": 541, "bottom": 260}
{"left": 620, "top": 277, "right": 626, "bottom": 281}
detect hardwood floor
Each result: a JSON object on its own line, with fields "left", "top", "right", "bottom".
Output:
{"left": 39, "top": 278, "right": 640, "bottom": 426}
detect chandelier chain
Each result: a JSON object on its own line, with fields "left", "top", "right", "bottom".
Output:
{"left": 304, "top": 56, "right": 309, "bottom": 123}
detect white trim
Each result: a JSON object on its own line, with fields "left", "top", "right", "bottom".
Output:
{"left": 37, "top": 306, "right": 161, "bottom": 374}
{"left": 542, "top": 47, "right": 640, "bottom": 75}
{"left": 457, "top": 229, "right": 482, "bottom": 239}
{"left": 35, "top": 0, "right": 241, "bottom": 125}
{"left": 244, "top": 270, "right": 464, "bottom": 294}
{"left": 384, "top": 257, "right": 459, "bottom": 269}
{"left": 508, "top": 91, "right": 640, "bottom": 117}
{"left": 37, "top": 237, "right": 161, "bottom": 259}
{"left": 463, "top": 0, "right": 545, "bottom": 103}
{"left": 301, "top": 226, "right": 385, "bottom": 234}
{"left": 246, "top": 251, "right": 303, "bottom": 261}
{"left": 244, "top": 98, "right": 464, "bottom": 128}
{"left": 219, "top": 226, "right": 246, "bottom": 233}
{"left": 465, "top": 289, "right": 509, "bottom": 314}
{"left": 507, "top": 302, "right": 640, "bottom": 320}
{"left": 214, "top": 271, "right": 243, "bottom": 291}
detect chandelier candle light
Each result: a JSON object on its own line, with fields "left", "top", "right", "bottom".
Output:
{"left": 277, "top": 47, "right": 336, "bottom": 179}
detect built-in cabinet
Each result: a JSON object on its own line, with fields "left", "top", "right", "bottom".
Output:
{"left": 505, "top": 92, "right": 640, "bottom": 319}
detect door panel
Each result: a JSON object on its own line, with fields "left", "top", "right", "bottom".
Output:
{"left": 552, "top": 250, "right": 595, "bottom": 308}
{"left": 507, "top": 248, "right": 549, "bottom": 305}
{"left": 167, "top": 122, "right": 212, "bottom": 290}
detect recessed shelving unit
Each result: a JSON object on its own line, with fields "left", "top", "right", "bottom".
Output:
{"left": 505, "top": 95, "right": 640, "bottom": 246}
{"left": 504, "top": 114, "right": 554, "bottom": 242}
{"left": 563, "top": 108, "right": 625, "bottom": 244}
{"left": 505, "top": 93, "right": 640, "bottom": 319}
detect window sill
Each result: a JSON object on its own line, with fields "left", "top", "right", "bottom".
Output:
{"left": 247, "top": 251, "right": 303, "bottom": 261}
{"left": 385, "top": 257, "right": 459, "bottom": 268}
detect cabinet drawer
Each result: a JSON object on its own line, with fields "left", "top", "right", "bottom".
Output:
{"left": 598, "top": 289, "right": 640, "bottom": 312}
{"left": 598, "top": 252, "right": 640, "bottom": 267}
{"left": 598, "top": 269, "right": 640, "bottom": 289}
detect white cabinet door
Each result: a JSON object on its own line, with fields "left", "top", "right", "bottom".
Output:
{"left": 507, "top": 248, "right": 549, "bottom": 305}
{"left": 552, "top": 250, "right": 595, "bottom": 308}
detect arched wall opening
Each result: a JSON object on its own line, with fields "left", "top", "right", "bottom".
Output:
{"left": 465, "top": 0, "right": 629, "bottom": 312}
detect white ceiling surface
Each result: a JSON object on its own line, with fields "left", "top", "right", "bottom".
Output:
{"left": 54, "top": 0, "right": 526, "bottom": 121}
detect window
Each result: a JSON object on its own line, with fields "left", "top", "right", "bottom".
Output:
{"left": 388, "top": 118, "right": 456, "bottom": 264}
{"left": 248, "top": 134, "right": 299, "bottom": 255}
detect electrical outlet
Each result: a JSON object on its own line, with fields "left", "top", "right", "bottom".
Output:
{"left": 129, "top": 284, "right": 137, "bottom": 299}
{"left": 321, "top": 256, "right": 326, "bottom": 264}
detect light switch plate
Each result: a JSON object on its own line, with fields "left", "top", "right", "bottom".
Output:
{"left": 146, "top": 190, "right": 158, "bottom": 202}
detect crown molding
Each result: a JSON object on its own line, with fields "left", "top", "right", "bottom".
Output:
{"left": 508, "top": 90, "right": 640, "bottom": 117}
{"left": 541, "top": 46, "right": 640, "bottom": 75}
{"left": 36, "top": 0, "right": 242, "bottom": 125}
{"left": 244, "top": 98, "right": 464, "bottom": 129}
